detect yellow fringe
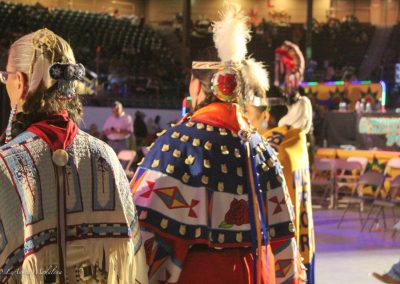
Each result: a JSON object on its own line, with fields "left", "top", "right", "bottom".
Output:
{"left": 14, "top": 239, "right": 148, "bottom": 284}
{"left": 107, "top": 239, "right": 148, "bottom": 284}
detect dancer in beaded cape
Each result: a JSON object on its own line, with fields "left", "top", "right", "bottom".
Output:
{"left": 0, "top": 29, "right": 147, "bottom": 283}
{"left": 130, "top": 3, "right": 305, "bottom": 284}
{"left": 244, "top": 41, "right": 315, "bottom": 284}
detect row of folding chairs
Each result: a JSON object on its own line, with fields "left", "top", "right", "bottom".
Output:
{"left": 312, "top": 158, "right": 367, "bottom": 208}
{"left": 311, "top": 157, "right": 400, "bottom": 233}
{"left": 337, "top": 171, "right": 394, "bottom": 230}
{"left": 359, "top": 174, "right": 400, "bottom": 233}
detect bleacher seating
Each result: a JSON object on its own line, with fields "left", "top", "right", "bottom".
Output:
{"left": 189, "top": 16, "right": 375, "bottom": 83}
{"left": 0, "top": 2, "right": 380, "bottom": 109}
{"left": 0, "top": 1, "right": 183, "bottom": 109}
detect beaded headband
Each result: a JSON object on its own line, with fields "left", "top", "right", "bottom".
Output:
{"left": 191, "top": 61, "right": 225, "bottom": 70}
{"left": 248, "top": 96, "right": 286, "bottom": 107}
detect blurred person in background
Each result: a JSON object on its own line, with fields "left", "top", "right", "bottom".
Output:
{"left": 133, "top": 110, "right": 148, "bottom": 147}
{"left": 146, "top": 115, "right": 162, "bottom": 140}
{"left": 88, "top": 122, "right": 101, "bottom": 139}
{"left": 103, "top": 100, "right": 133, "bottom": 153}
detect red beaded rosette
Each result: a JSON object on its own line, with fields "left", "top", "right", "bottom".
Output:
{"left": 211, "top": 67, "right": 240, "bottom": 102}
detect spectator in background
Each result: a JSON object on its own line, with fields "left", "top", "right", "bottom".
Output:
{"left": 341, "top": 63, "right": 356, "bottom": 81}
{"left": 154, "top": 115, "right": 162, "bottom": 132}
{"left": 88, "top": 123, "right": 101, "bottom": 139}
{"left": 146, "top": 116, "right": 156, "bottom": 134}
{"left": 148, "top": 114, "right": 162, "bottom": 135}
{"left": 305, "top": 59, "right": 317, "bottom": 81}
{"left": 103, "top": 101, "right": 133, "bottom": 153}
{"left": 322, "top": 59, "right": 335, "bottom": 81}
{"left": 133, "top": 110, "right": 148, "bottom": 147}
{"left": 145, "top": 115, "right": 162, "bottom": 146}
{"left": 325, "top": 64, "right": 336, "bottom": 81}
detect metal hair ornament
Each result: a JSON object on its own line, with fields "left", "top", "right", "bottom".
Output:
{"left": 211, "top": 66, "right": 240, "bottom": 102}
{"left": 192, "top": 61, "right": 225, "bottom": 69}
{"left": 49, "top": 63, "right": 85, "bottom": 100}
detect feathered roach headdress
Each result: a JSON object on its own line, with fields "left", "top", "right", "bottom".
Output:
{"left": 192, "top": 2, "right": 258, "bottom": 104}
{"left": 273, "top": 41, "right": 313, "bottom": 133}
{"left": 274, "top": 40, "right": 305, "bottom": 97}
{"left": 192, "top": 2, "right": 273, "bottom": 107}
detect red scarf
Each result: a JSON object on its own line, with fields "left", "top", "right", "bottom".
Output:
{"left": 27, "top": 111, "right": 78, "bottom": 151}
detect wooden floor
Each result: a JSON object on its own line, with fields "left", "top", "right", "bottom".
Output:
{"left": 314, "top": 207, "right": 400, "bottom": 283}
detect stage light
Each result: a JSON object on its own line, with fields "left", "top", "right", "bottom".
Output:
{"left": 300, "top": 82, "right": 318, "bottom": 86}
{"left": 181, "top": 96, "right": 192, "bottom": 116}
{"left": 380, "top": 80, "right": 386, "bottom": 110}
{"left": 324, "top": 81, "right": 344, "bottom": 85}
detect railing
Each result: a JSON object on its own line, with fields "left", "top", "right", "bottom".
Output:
{"left": 84, "top": 91, "right": 183, "bottom": 110}
{"left": 326, "top": 7, "right": 371, "bottom": 23}
{"left": 13, "top": 0, "right": 136, "bottom": 16}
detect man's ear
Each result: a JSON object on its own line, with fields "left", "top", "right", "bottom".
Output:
{"left": 195, "top": 79, "right": 202, "bottom": 96}
{"left": 16, "top": 72, "right": 28, "bottom": 100}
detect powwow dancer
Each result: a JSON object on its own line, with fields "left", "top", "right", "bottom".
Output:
{"left": 0, "top": 29, "right": 147, "bottom": 283}
{"left": 245, "top": 41, "right": 315, "bottom": 283}
{"left": 131, "top": 3, "right": 305, "bottom": 284}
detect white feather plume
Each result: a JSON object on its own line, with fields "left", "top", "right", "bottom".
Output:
{"left": 241, "top": 57, "right": 270, "bottom": 98}
{"left": 213, "top": 1, "right": 250, "bottom": 63}
{"left": 279, "top": 96, "right": 313, "bottom": 133}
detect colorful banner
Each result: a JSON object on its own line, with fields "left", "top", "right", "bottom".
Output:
{"left": 301, "top": 81, "right": 382, "bottom": 110}
{"left": 359, "top": 117, "right": 400, "bottom": 147}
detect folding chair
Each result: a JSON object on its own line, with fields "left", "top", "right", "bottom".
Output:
{"left": 386, "top": 158, "right": 400, "bottom": 170}
{"left": 347, "top": 157, "right": 368, "bottom": 174}
{"left": 362, "top": 175, "right": 400, "bottom": 232}
{"left": 384, "top": 158, "right": 400, "bottom": 182}
{"left": 393, "top": 220, "right": 400, "bottom": 239}
{"left": 311, "top": 158, "right": 335, "bottom": 207}
{"left": 337, "top": 171, "right": 385, "bottom": 228}
{"left": 334, "top": 159, "right": 363, "bottom": 208}
{"left": 117, "top": 150, "right": 137, "bottom": 179}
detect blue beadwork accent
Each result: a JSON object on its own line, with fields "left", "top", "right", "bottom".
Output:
{"left": 90, "top": 140, "right": 115, "bottom": 210}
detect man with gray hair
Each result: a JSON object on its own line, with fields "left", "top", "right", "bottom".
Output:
{"left": 103, "top": 101, "right": 133, "bottom": 153}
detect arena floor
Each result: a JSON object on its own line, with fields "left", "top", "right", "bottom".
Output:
{"left": 315, "top": 208, "right": 400, "bottom": 283}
